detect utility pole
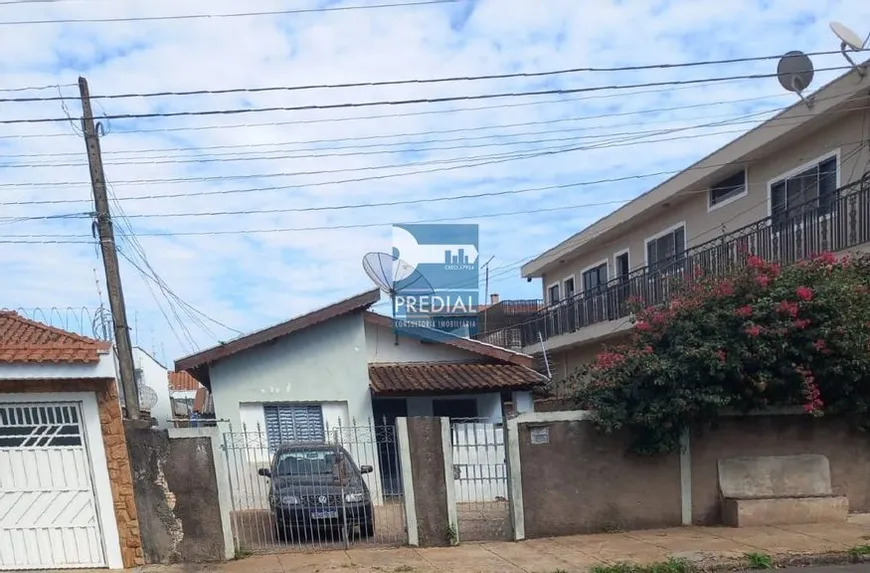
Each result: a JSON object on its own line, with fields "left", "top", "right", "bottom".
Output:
{"left": 79, "top": 76, "right": 141, "bottom": 420}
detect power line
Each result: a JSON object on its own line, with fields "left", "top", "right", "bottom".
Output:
{"left": 5, "top": 131, "right": 868, "bottom": 209}
{"left": 0, "top": 65, "right": 854, "bottom": 125}
{"left": 0, "top": 81, "right": 794, "bottom": 140}
{"left": 0, "top": 0, "right": 458, "bottom": 25}
{"left": 0, "top": 94, "right": 790, "bottom": 159}
{"left": 2, "top": 49, "right": 864, "bottom": 103}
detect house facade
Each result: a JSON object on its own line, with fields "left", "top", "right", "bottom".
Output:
{"left": 0, "top": 311, "right": 143, "bottom": 570}
{"left": 508, "top": 59, "right": 870, "bottom": 382}
{"left": 131, "top": 347, "right": 173, "bottom": 429}
{"left": 174, "top": 289, "right": 545, "bottom": 506}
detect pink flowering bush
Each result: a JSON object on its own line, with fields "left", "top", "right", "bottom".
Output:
{"left": 572, "top": 252, "right": 870, "bottom": 454}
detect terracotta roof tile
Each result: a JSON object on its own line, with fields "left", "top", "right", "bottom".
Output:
{"left": 0, "top": 311, "right": 110, "bottom": 364}
{"left": 369, "top": 363, "right": 546, "bottom": 395}
{"left": 168, "top": 370, "right": 201, "bottom": 392}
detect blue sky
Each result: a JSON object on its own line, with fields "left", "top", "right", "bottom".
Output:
{"left": 1, "top": 0, "right": 869, "bottom": 365}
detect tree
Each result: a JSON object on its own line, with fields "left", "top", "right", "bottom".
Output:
{"left": 571, "top": 252, "right": 870, "bottom": 454}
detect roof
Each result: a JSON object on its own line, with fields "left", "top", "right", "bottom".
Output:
{"left": 521, "top": 59, "right": 870, "bottom": 278}
{"left": 168, "top": 370, "right": 200, "bottom": 392}
{"left": 363, "top": 311, "right": 534, "bottom": 368}
{"left": 192, "top": 387, "right": 214, "bottom": 415}
{"left": 0, "top": 311, "right": 111, "bottom": 364}
{"left": 369, "top": 363, "right": 547, "bottom": 395}
{"left": 175, "top": 289, "right": 381, "bottom": 382}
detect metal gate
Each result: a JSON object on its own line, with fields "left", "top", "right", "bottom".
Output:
{"left": 0, "top": 402, "right": 105, "bottom": 570}
{"left": 451, "top": 419, "right": 511, "bottom": 541}
{"left": 222, "top": 420, "right": 407, "bottom": 553}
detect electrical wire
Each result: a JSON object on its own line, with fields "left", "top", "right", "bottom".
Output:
{"left": 0, "top": 0, "right": 458, "bottom": 25}
{"left": 0, "top": 65, "right": 855, "bottom": 125}
{"left": 2, "top": 49, "right": 865, "bottom": 103}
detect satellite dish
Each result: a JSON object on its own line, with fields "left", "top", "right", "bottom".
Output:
{"left": 363, "top": 251, "right": 434, "bottom": 342}
{"left": 777, "top": 50, "right": 815, "bottom": 107}
{"left": 830, "top": 21, "right": 867, "bottom": 77}
{"left": 138, "top": 384, "right": 159, "bottom": 411}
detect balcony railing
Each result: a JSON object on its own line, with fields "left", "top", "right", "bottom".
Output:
{"left": 514, "top": 173, "right": 870, "bottom": 348}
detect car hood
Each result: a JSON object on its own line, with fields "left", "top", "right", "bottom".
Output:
{"left": 271, "top": 475, "right": 365, "bottom": 493}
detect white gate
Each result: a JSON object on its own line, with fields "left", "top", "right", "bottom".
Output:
{"left": 0, "top": 402, "right": 105, "bottom": 570}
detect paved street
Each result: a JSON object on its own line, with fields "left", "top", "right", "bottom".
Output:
{"left": 25, "top": 514, "right": 870, "bottom": 573}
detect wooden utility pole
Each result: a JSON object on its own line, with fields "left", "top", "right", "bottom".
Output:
{"left": 78, "top": 76, "right": 140, "bottom": 420}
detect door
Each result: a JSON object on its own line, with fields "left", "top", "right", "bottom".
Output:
{"left": 0, "top": 402, "right": 106, "bottom": 570}
{"left": 614, "top": 252, "right": 630, "bottom": 317}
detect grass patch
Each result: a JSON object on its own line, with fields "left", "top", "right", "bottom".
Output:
{"left": 589, "top": 557, "right": 695, "bottom": 573}
{"left": 849, "top": 544, "right": 870, "bottom": 559}
{"left": 745, "top": 552, "right": 773, "bottom": 569}
{"left": 393, "top": 566, "right": 415, "bottom": 573}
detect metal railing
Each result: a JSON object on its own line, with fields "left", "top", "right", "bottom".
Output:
{"left": 513, "top": 173, "right": 870, "bottom": 347}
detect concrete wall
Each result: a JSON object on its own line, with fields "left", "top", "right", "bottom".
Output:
{"left": 407, "top": 417, "right": 452, "bottom": 547}
{"left": 125, "top": 425, "right": 229, "bottom": 564}
{"left": 539, "top": 104, "right": 870, "bottom": 299}
{"left": 516, "top": 418, "right": 681, "bottom": 538}
{"left": 690, "top": 415, "right": 870, "bottom": 525}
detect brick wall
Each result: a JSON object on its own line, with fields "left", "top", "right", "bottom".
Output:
{"left": 0, "top": 378, "right": 144, "bottom": 567}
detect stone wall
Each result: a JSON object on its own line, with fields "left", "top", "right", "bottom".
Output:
{"left": 0, "top": 378, "right": 144, "bottom": 567}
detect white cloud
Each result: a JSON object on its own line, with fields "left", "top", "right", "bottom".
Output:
{"left": 1, "top": 0, "right": 869, "bottom": 364}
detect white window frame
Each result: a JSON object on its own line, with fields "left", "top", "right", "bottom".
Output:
{"left": 579, "top": 259, "right": 610, "bottom": 294}
{"left": 644, "top": 221, "right": 688, "bottom": 267}
{"left": 766, "top": 149, "right": 841, "bottom": 218}
{"left": 561, "top": 274, "right": 576, "bottom": 300}
{"left": 613, "top": 248, "right": 630, "bottom": 277}
{"left": 546, "top": 281, "right": 560, "bottom": 305}
{"left": 707, "top": 167, "right": 749, "bottom": 212}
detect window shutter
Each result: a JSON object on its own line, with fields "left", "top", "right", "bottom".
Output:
{"left": 647, "top": 240, "right": 657, "bottom": 268}
{"left": 263, "top": 404, "right": 325, "bottom": 452}
{"left": 674, "top": 227, "right": 686, "bottom": 256}
{"left": 771, "top": 180, "right": 786, "bottom": 221}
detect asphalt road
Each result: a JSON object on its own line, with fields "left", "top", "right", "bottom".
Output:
{"left": 755, "top": 566, "right": 870, "bottom": 573}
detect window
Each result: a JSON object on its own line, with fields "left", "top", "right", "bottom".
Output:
{"left": 770, "top": 156, "right": 837, "bottom": 223}
{"left": 581, "top": 263, "right": 608, "bottom": 294}
{"left": 547, "top": 283, "right": 560, "bottom": 304}
{"left": 646, "top": 225, "right": 686, "bottom": 271}
{"left": 263, "top": 404, "right": 325, "bottom": 452}
{"left": 0, "top": 405, "right": 83, "bottom": 448}
{"left": 563, "top": 277, "right": 576, "bottom": 299}
{"left": 709, "top": 170, "right": 747, "bottom": 208}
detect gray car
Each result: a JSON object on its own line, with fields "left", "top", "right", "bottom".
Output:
{"left": 258, "top": 442, "right": 375, "bottom": 540}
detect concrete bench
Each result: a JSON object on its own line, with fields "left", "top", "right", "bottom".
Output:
{"left": 718, "top": 454, "right": 848, "bottom": 527}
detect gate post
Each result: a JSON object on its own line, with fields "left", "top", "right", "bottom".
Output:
{"left": 440, "top": 417, "right": 458, "bottom": 545}
{"left": 399, "top": 417, "right": 455, "bottom": 547}
{"left": 506, "top": 414, "right": 525, "bottom": 541}
{"left": 396, "top": 417, "right": 419, "bottom": 547}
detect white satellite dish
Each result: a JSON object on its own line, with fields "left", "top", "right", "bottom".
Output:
{"left": 830, "top": 21, "right": 867, "bottom": 77}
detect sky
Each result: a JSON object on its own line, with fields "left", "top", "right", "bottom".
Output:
{"left": 1, "top": 0, "right": 869, "bottom": 366}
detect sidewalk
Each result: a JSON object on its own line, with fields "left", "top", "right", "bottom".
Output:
{"left": 130, "top": 514, "right": 870, "bottom": 573}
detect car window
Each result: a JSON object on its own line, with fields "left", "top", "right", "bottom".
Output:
{"left": 275, "top": 450, "right": 340, "bottom": 476}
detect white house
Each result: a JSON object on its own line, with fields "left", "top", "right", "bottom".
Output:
{"left": 174, "top": 289, "right": 546, "bottom": 508}
{"left": 130, "top": 347, "right": 173, "bottom": 429}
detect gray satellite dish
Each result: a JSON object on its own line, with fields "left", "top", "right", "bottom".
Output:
{"left": 830, "top": 21, "right": 867, "bottom": 77}
{"left": 138, "top": 384, "right": 159, "bottom": 411}
{"left": 363, "top": 251, "right": 435, "bottom": 344}
{"left": 777, "top": 50, "right": 815, "bottom": 108}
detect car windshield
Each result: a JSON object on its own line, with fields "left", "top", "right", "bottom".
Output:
{"left": 274, "top": 449, "right": 354, "bottom": 483}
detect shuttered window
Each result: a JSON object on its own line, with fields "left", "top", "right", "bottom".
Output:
{"left": 771, "top": 156, "right": 838, "bottom": 223}
{"left": 263, "top": 404, "right": 325, "bottom": 452}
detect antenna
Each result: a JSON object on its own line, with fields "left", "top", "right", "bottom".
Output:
{"left": 362, "top": 251, "right": 434, "bottom": 344}
{"left": 830, "top": 21, "right": 867, "bottom": 77}
{"left": 776, "top": 50, "right": 815, "bottom": 108}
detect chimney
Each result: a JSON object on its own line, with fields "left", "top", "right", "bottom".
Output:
{"left": 490, "top": 293, "right": 500, "bottom": 305}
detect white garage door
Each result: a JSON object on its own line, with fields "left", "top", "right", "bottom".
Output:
{"left": 0, "top": 402, "right": 106, "bottom": 570}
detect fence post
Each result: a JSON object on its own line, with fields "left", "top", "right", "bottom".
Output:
{"left": 440, "top": 417, "right": 458, "bottom": 545}
{"left": 506, "top": 415, "right": 525, "bottom": 541}
{"left": 396, "top": 417, "right": 419, "bottom": 547}
{"left": 679, "top": 427, "right": 692, "bottom": 525}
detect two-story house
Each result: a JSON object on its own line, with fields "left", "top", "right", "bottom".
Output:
{"left": 514, "top": 59, "right": 870, "bottom": 382}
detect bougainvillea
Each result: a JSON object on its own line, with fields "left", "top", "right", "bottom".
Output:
{"left": 571, "top": 252, "right": 870, "bottom": 454}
